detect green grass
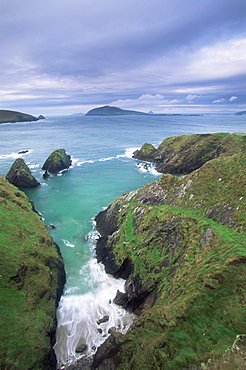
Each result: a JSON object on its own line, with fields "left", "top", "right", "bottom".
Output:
{"left": 98, "top": 138, "right": 246, "bottom": 369}
{"left": 0, "top": 176, "right": 64, "bottom": 369}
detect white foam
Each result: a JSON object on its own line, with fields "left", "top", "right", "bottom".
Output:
{"left": 54, "top": 258, "right": 136, "bottom": 368}
{"left": 0, "top": 149, "right": 32, "bottom": 160}
{"left": 136, "top": 162, "right": 161, "bottom": 176}
{"left": 98, "top": 156, "right": 115, "bottom": 162}
{"left": 123, "top": 147, "right": 139, "bottom": 159}
{"left": 63, "top": 240, "right": 75, "bottom": 248}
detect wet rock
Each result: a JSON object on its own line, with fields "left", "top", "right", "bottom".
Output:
{"left": 75, "top": 344, "right": 87, "bottom": 353}
{"left": 97, "top": 315, "right": 109, "bottom": 325}
{"left": 43, "top": 170, "right": 50, "bottom": 179}
{"left": 6, "top": 158, "right": 40, "bottom": 188}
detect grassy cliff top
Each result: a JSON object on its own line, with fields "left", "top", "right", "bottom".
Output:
{"left": 95, "top": 134, "right": 246, "bottom": 369}
{"left": 0, "top": 176, "right": 65, "bottom": 369}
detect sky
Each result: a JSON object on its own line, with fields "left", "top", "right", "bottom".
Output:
{"left": 0, "top": 0, "right": 246, "bottom": 115}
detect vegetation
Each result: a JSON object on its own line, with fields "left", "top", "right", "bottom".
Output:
{"left": 133, "top": 132, "right": 246, "bottom": 174}
{"left": 0, "top": 110, "right": 39, "bottom": 124}
{"left": 0, "top": 176, "right": 65, "bottom": 369}
{"left": 94, "top": 133, "right": 246, "bottom": 369}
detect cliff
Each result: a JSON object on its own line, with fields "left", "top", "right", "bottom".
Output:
{"left": 133, "top": 132, "right": 246, "bottom": 174}
{"left": 0, "top": 176, "right": 66, "bottom": 369}
{"left": 93, "top": 133, "right": 246, "bottom": 369}
{"left": 85, "top": 105, "right": 148, "bottom": 116}
{"left": 0, "top": 109, "right": 40, "bottom": 124}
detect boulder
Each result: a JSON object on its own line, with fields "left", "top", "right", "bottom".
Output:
{"left": 42, "top": 149, "right": 72, "bottom": 175}
{"left": 6, "top": 158, "right": 40, "bottom": 188}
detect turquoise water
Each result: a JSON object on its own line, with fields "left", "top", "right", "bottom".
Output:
{"left": 0, "top": 114, "right": 245, "bottom": 367}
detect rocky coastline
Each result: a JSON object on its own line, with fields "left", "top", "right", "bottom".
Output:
{"left": 85, "top": 132, "right": 246, "bottom": 369}
{"left": 0, "top": 176, "right": 66, "bottom": 369}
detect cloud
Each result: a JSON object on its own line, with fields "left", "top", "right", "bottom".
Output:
{"left": 185, "top": 95, "right": 200, "bottom": 103}
{"left": 213, "top": 98, "right": 226, "bottom": 103}
{"left": 110, "top": 94, "right": 184, "bottom": 112}
{"left": 0, "top": 0, "right": 246, "bottom": 114}
{"left": 229, "top": 96, "right": 238, "bottom": 102}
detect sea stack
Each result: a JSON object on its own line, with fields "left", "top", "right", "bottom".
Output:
{"left": 42, "top": 149, "right": 72, "bottom": 175}
{"left": 6, "top": 158, "right": 40, "bottom": 188}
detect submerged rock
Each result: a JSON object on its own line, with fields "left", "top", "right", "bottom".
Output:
{"left": 42, "top": 148, "right": 72, "bottom": 175}
{"left": 6, "top": 158, "right": 40, "bottom": 188}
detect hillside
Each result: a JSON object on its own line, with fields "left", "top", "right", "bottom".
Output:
{"left": 0, "top": 176, "right": 65, "bottom": 369}
{"left": 85, "top": 105, "right": 148, "bottom": 116}
{"left": 92, "top": 133, "right": 246, "bottom": 369}
{"left": 0, "top": 109, "right": 39, "bottom": 123}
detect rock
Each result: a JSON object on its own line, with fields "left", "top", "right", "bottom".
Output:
{"left": 42, "top": 148, "right": 72, "bottom": 175}
{"left": 38, "top": 115, "right": 46, "bottom": 120}
{"left": 43, "top": 170, "right": 50, "bottom": 179}
{"left": 75, "top": 344, "right": 87, "bottom": 353}
{"left": 6, "top": 158, "right": 40, "bottom": 188}
{"left": 97, "top": 315, "right": 109, "bottom": 325}
{"left": 133, "top": 133, "right": 246, "bottom": 175}
{"left": 0, "top": 175, "right": 66, "bottom": 369}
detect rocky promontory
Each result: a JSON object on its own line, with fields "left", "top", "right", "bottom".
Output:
{"left": 92, "top": 132, "right": 246, "bottom": 369}
{"left": 42, "top": 148, "right": 72, "bottom": 175}
{"left": 0, "top": 109, "right": 40, "bottom": 124}
{"left": 6, "top": 158, "right": 40, "bottom": 188}
{"left": 133, "top": 132, "right": 246, "bottom": 174}
{"left": 0, "top": 176, "right": 66, "bottom": 369}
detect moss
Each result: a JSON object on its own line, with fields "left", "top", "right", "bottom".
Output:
{"left": 0, "top": 176, "right": 65, "bottom": 369}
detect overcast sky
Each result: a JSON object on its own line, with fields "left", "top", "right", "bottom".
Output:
{"left": 0, "top": 0, "right": 246, "bottom": 115}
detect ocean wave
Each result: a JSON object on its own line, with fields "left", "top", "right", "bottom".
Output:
{"left": 98, "top": 156, "right": 115, "bottom": 162}
{"left": 63, "top": 240, "right": 75, "bottom": 248}
{"left": 54, "top": 258, "right": 136, "bottom": 368}
{"left": 136, "top": 162, "right": 161, "bottom": 176}
{"left": 0, "top": 149, "right": 32, "bottom": 160}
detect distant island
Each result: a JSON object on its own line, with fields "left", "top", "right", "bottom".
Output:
{"left": 235, "top": 110, "right": 246, "bottom": 115}
{"left": 85, "top": 105, "right": 203, "bottom": 117}
{"left": 0, "top": 110, "right": 45, "bottom": 124}
{"left": 85, "top": 105, "right": 148, "bottom": 116}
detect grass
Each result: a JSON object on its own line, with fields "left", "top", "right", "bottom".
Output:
{"left": 0, "top": 176, "right": 64, "bottom": 369}
{"left": 97, "top": 135, "right": 246, "bottom": 369}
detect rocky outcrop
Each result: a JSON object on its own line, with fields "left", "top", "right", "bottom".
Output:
{"left": 92, "top": 134, "right": 246, "bottom": 369}
{"left": 42, "top": 148, "right": 72, "bottom": 175}
{"left": 133, "top": 132, "right": 246, "bottom": 174}
{"left": 0, "top": 176, "right": 66, "bottom": 369}
{"left": 6, "top": 158, "right": 40, "bottom": 188}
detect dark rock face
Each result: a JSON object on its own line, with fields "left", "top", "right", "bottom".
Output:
{"left": 42, "top": 148, "right": 72, "bottom": 175}
{"left": 6, "top": 158, "right": 40, "bottom": 188}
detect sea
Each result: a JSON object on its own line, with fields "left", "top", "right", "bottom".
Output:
{"left": 0, "top": 114, "right": 245, "bottom": 368}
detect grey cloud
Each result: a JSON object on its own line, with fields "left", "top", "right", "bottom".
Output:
{"left": 0, "top": 0, "right": 245, "bottom": 114}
